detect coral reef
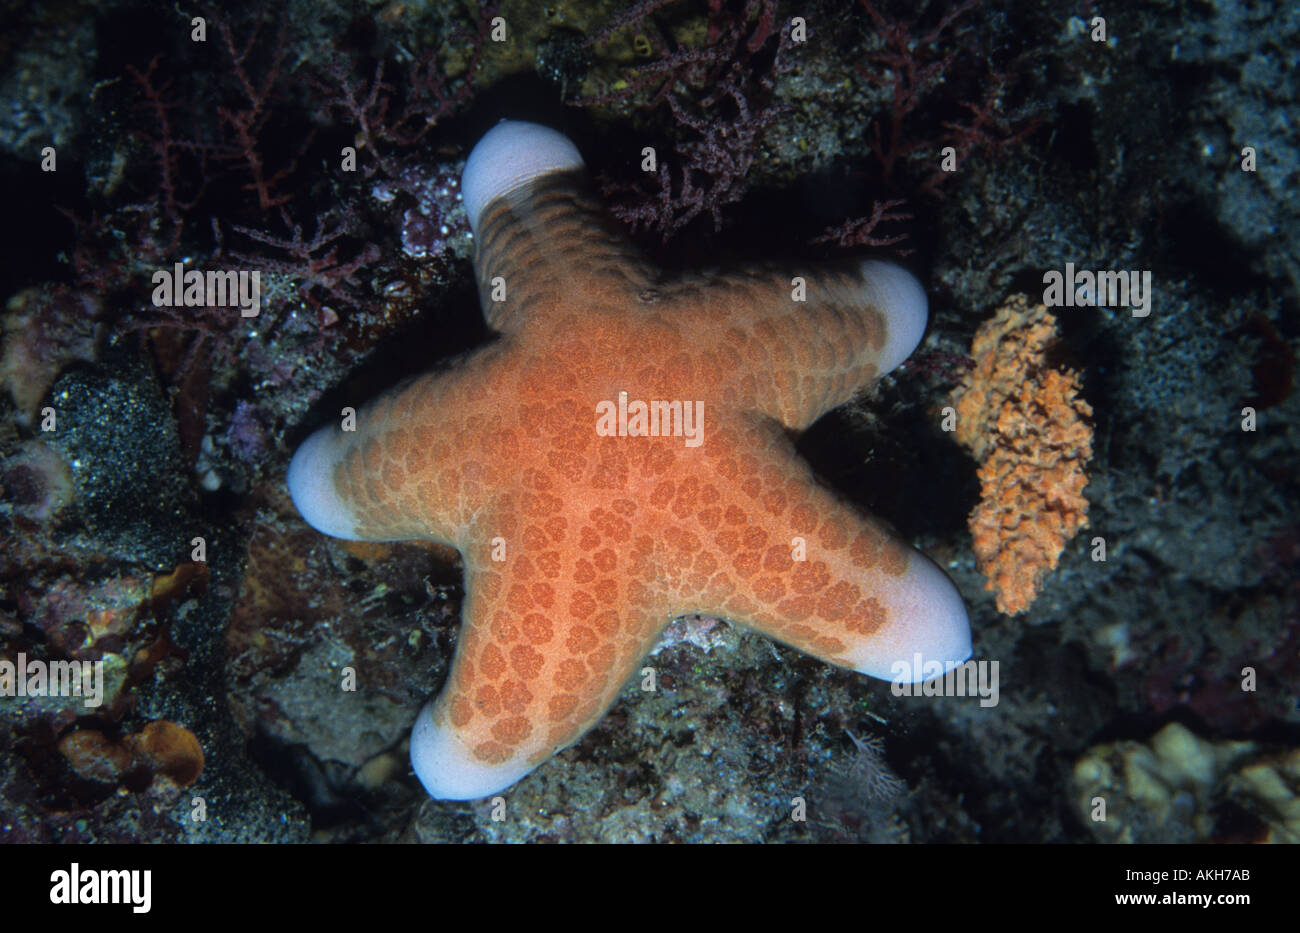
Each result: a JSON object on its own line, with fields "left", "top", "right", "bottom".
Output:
{"left": 950, "top": 295, "right": 1092, "bottom": 615}
{"left": 1073, "top": 722, "right": 1300, "bottom": 844}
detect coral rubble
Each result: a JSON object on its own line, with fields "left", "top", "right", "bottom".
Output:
{"left": 1073, "top": 722, "right": 1300, "bottom": 844}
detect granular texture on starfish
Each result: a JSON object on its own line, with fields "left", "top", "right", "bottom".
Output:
{"left": 288, "top": 121, "right": 971, "bottom": 799}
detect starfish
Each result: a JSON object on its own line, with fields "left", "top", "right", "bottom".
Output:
{"left": 288, "top": 121, "right": 971, "bottom": 799}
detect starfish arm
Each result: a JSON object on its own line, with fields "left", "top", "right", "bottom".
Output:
{"left": 464, "top": 121, "right": 653, "bottom": 333}
{"left": 674, "top": 260, "right": 929, "bottom": 430}
{"left": 662, "top": 416, "right": 970, "bottom": 680}
{"left": 287, "top": 349, "right": 518, "bottom": 543}
{"left": 410, "top": 517, "right": 671, "bottom": 799}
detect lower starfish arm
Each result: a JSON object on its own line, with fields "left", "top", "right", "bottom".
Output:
{"left": 663, "top": 415, "right": 970, "bottom": 680}
{"left": 411, "top": 535, "right": 671, "bottom": 799}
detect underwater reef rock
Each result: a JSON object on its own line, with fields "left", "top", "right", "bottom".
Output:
{"left": 226, "top": 484, "right": 454, "bottom": 770}
{"left": 1, "top": 0, "right": 1297, "bottom": 846}
{"left": 59, "top": 719, "right": 204, "bottom": 789}
{"left": 0, "top": 343, "right": 308, "bottom": 841}
{"left": 0, "top": 287, "right": 101, "bottom": 430}
{"left": 1073, "top": 722, "right": 1300, "bottom": 844}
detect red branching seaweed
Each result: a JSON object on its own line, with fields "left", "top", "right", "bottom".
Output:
{"left": 308, "top": 6, "right": 490, "bottom": 178}
{"left": 212, "top": 7, "right": 307, "bottom": 212}
{"left": 124, "top": 56, "right": 217, "bottom": 253}
{"left": 583, "top": 0, "right": 792, "bottom": 241}
{"left": 857, "top": 0, "right": 979, "bottom": 186}
{"left": 228, "top": 210, "right": 381, "bottom": 326}
{"left": 855, "top": 1, "right": 1040, "bottom": 196}
{"left": 812, "top": 198, "right": 911, "bottom": 248}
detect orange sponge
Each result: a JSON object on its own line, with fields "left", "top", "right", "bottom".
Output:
{"left": 951, "top": 295, "right": 1092, "bottom": 615}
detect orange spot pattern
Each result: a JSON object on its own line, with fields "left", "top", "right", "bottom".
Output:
{"left": 311, "top": 175, "right": 932, "bottom": 777}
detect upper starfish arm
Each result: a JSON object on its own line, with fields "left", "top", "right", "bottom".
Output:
{"left": 464, "top": 121, "right": 653, "bottom": 333}
{"left": 673, "top": 260, "right": 929, "bottom": 430}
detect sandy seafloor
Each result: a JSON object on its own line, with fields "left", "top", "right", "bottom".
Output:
{"left": 0, "top": 0, "right": 1296, "bottom": 843}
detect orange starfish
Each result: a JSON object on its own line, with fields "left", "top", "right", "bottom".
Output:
{"left": 288, "top": 121, "right": 970, "bottom": 799}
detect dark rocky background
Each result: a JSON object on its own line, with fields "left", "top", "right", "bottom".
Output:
{"left": 0, "top": 0, "right": 1296, "bottom": 843}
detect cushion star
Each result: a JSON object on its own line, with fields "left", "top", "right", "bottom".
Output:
{"left": 287, "top": 121, "right": 971, "bottom": 800}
